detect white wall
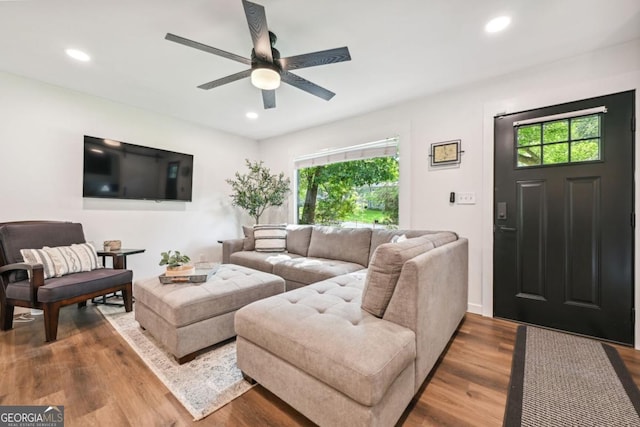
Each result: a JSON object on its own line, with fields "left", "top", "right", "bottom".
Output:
{"left": 0, "top": 71, "right": 258, "bottom": 279}
{"left": 258, "top": 39, "right": 640, "bottom": 338}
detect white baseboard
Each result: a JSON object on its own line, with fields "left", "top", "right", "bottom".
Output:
{"left": 467, "top": 303, "right": 483, "bottom": 315}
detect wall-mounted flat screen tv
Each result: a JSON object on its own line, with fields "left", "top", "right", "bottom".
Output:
{"left": 83, "top": 135, "right": 194, "bottom": 202}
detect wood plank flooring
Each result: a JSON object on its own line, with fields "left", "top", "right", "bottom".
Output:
{"left": 1, "top": 306, "right": 639, "bottom": 426}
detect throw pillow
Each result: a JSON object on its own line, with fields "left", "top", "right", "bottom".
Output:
{"left": 20, "top": 248, "right": 57, "bottom": 279}
{"left": 44, "top": 243, "right": 102, "bottom": 277}
{"left": 72, "top": 242, "right": 103, "bottom": 270}
{"left": 361, "top": 235, "right": 436, "bottom": 318}
{"left": 391, "top": 234, "right": 407, "bottom": 243}
{"left": 253, "top": 224, "right": 287, "bottom": 252}
{"left": 242, "top": 225, "right": 256, "bottom": 251}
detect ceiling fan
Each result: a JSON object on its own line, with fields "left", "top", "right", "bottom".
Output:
{"left": 165, "top": 0, "right": 351, "bottom": 109}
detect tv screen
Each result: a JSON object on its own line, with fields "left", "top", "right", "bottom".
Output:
{"left": 83, "top": 136, "right": 193, "bottom": 202}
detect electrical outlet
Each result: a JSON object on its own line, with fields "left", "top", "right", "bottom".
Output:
{"left": 456, "top": 192, "right": 476, "bottom": 205}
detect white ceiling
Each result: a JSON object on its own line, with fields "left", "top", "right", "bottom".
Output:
{"left": 1, "top": 0, "right": 639, "bottom": 140}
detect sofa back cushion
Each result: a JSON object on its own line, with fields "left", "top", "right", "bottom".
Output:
{"left": 361, "top": 235, "right": 437, "bottom": 317}
{"left": 286, "top": 225, "right": 313, "bottom": 256}
{"left": 0, "top": 222, "right": 86, "bottom": 282}
{"left": 307, "top": 226, "right": 372, "bottom": 266}
{"left": 242, "top": 225, "right": 256, "bottom": 251}
{"left": 369, "top": 229, "right": 443, "bottom": 262}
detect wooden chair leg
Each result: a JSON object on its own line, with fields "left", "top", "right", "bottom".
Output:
{"left": 122, "top": 284, "right": 133, "bottom": 312}
{"left": 1, "top": 303, "right": 14, "bottom": 331}
{"left": 43, "top": 303, "right": 61, "bottom": 342}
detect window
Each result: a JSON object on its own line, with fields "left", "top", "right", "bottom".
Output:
{"left": 294, "top": 138, "right": 399, "bottom": 228}
{"left": 515, "top": 112, "right": 602, "bottom": 168}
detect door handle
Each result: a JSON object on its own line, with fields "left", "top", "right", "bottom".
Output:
{"left": 498, "top": 226, "right": 517, "bottom": 232}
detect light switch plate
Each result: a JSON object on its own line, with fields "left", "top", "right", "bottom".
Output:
{"left": 456, "top": 192, "right": 476, "bottom": 205}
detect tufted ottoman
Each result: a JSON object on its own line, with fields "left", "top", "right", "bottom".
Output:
{"left": 134, "top": 264, "right": 285, "bottom": 363}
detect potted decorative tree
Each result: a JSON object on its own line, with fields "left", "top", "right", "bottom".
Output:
{"left": 159, "top": 250, "right": 193, "bottom": 276}
{"left": 226, "top": 159, "right": 291, "bottom": 224}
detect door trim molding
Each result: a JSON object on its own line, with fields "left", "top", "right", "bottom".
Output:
{"left": 481, "top": 73, "right": 639, "bottom": 347}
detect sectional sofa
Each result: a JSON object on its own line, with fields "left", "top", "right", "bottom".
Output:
{"left": 224, "top": 225, "right": 468, "bottom": 426}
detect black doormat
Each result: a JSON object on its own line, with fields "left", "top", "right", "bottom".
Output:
{"left": 504, "top": 325, "right": 640, "bottom": 426}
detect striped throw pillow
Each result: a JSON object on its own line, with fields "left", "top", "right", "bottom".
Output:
{"left": 20, "top": 248, "right": 57, "bottom": 279}
{"left": 254, "top": 224, "right": 287, "bottom": 253}
{"left": 44, "top": 243, "right": 103, "bottom": 277}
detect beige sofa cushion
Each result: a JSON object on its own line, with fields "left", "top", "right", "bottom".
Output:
{"left": 307, "top": 226, "right": 372, "bottom": 267}
{"left": 286, "top": 225, "right": 313, "bottom": 256}
{"left": 273, "top": 258, "right": 366, "bottom": 286}
{"left": 235, "top": 272, "right": 416, "bottom": 407}
{"left": 361, "top": 236, "right": 433, "bottom": 317}
{"left": 229, "top": 251, "right": 301, "bottom": 274}
{"left": 369, "top": 229, "right": 439, "bottom": 262}
{"left": 242, "top": 225, "right": 255, "bottom": 251}
{"left": 362, "top": 232, "right": 459, "bottom": 317}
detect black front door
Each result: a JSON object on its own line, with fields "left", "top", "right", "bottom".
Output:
{"left": 493, "top": 91, "right": 635, "bottom": 344}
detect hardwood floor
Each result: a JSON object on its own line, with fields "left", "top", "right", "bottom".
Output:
{"left": 2, "top": 306, "right": 640, "bottom": 426}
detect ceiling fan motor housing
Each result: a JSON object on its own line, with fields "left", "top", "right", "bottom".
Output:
{"left": 251, "top": 31, "right": 281, "bottom": 72}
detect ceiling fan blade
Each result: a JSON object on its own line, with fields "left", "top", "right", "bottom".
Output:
{"left": 281, "top": 71, "right": 335, "bottom": 101}
{"left": 262, "top": 90, "right": 276, "bottom": 109}
{"left": 197, "top": 69, "right": 252, "bottom": 90}
{"left": 242, "top": 0, "right": 273, "bottom": 63}
{"left": 165, "top": 33, "right": 251, "bottom": 65}
{"left": 281, "top": 47, "right": 351, "bottom": 71}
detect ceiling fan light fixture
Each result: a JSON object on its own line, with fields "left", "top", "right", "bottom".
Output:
{"left": 251, "top": 67, "right": 280, "bottom": 90}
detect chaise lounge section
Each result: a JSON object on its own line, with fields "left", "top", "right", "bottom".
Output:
{"left": 233, "top": 228, "right": 468, "bottom": 426}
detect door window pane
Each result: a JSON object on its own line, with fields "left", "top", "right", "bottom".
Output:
{"left": 572, "top": 139, "right": 600, "bottom": 162}
{"left": 543, "top": 143, "right": 569, "bottom": 164}
{"left": 518, "top": 146, "right": 541, "bottom": 167}
{"left": 517, "top": 124, "right": 541, "bottom": 147}
{"left": 571, "top": 114, "right": 600, "bottom": 139}
{"left": 543, "top": 120, "right": 569, "bottom": 143}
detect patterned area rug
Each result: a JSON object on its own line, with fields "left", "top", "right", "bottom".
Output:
{"left": 504, "top": 325, "right": 640, "bottom": 426}
{"left": 96, "top": 303, "right": 253, "bottom": 420}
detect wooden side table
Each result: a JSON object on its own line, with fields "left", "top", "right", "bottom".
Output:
{"left": 98, "top": 248, "right": 146, "bottom": 269}
{"left": 92, "top": 248, "right": 145, "bottom": 306}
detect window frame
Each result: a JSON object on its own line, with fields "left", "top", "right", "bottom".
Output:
{"left": 513, "top": 112, "right": 604, "bottom": 169}
{"left": 293, "top": 137, "right": 400, "bottom": 227}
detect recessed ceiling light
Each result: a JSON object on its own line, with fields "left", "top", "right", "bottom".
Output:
{"left": 246, "top": 112, "right": 259, "bottom": 119}
{"left": 485, "top": 16, "right": 511, "bottom": 33}
{"left": 65, "top": 48, "right": 91, "bottom": 62}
